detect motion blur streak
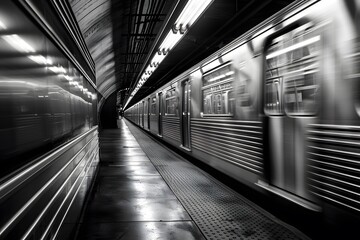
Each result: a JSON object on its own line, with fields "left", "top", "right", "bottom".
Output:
{"left": 126, "top": 0, "right": 360, "bottom": 236}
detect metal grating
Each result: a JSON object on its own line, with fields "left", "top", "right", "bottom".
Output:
{"left": 126, "top": 120, "right": 307, "bottom": 240}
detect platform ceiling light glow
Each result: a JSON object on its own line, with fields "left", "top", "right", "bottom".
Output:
{"left": 174, "top": 0, "right": 212, "bottom": 33}
{"left": 59, "top": 74, "right": 73, "bottom": 81}
{"left": 1, "top": 33, "right": 57, "bottom": 71}
{"left": 124, "top": 0, "right": 213, "bottom": 108}
{"left": 28, "top": 55, "right": 53, "bottom": 65}
{"left": 0, "top": 20, "right": 7, "bottom": 30}
{"left": 49, "top": 66, "right": 66, "bottom": 74}
{"left": 2, "top": 34, "right": 35, "bottom": 53}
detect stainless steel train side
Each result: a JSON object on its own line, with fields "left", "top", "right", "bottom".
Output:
{"left": 0, "top": 0, "right": 99, "bottom": 239}
{"left": 125, "top": 0, "right": 360, "bottom": 224}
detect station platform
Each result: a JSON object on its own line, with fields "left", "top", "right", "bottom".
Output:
{"left": 75, "top": 119, "right": 309, "bottom": 240}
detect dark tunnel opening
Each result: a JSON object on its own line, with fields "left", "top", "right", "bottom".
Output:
{"left": 100, "top": 91, "right": 118, "bottom": 129}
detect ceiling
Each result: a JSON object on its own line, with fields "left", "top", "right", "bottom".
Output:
{"left": 69, "top": 0, "right": 297, "bottom": 108}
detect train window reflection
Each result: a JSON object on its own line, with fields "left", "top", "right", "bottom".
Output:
{"left": 165, "top": 88, "right": 178, "bottom": 116}
{"left": 202, "top": 62, "right": 234, "bottom": 116}
{"left": 265, "top": 78, "right": 283, "bottom": 114}
{"left": 151, "top": 97, "right": 156, "bottom": 115}
{"left": 237, "top": 71, "right": 252, "bottom": 107}
{"left": 265, "top": 25, "right": 320, "bottom": 116}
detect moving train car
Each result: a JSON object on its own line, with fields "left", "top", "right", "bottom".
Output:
{"left": 0, "top": 1, "right": 99, "bottom": 239}
{"left": 126, "top": 0, "right": 360, "bottom": 226}
{"left": 0, "top": 0, "right": 98, "bottom": 177}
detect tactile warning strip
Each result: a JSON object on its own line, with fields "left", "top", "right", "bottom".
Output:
{"left": 126, "top": 120, "right": 308, "bottom": 240}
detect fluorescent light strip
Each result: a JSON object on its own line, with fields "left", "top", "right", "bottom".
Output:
{"left": 187, "top": 0, "right": 212, "bottom": 27}
{"left": 176, "top": 1, "right": 202, "bottom": 27}
{"left": 0, "top": 80, "right": 38, "bottom": 87}
{"left": 151, "top": 53, "right": 166, "bottom": 65}
{"left": 125, "top": 0, "right": 213, "bottom": 109}
{"left": 266, "top": 35, "right": 321, "bottom": 60}
{"left": 159, "top": 30, "right": 183, "bottom": 52}
{"left": 176, "top": 0, "right": 212, "bottom": 29}
{"left": 208, "top": 71, "right": 234, "bottom": 82}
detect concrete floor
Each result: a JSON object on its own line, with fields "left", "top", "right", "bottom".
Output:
{"left": 76, "top": 120, "right": 205, "bottom": 240}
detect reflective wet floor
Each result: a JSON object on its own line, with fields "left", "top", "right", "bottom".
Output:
{"left": 76, "top": 120, "right": 205, "bottom": 240}
{"left": 76, "top": 119, "right": 308, "bottom": 240}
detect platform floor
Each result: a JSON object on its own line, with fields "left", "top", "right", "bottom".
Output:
{"left": 76, "top": 119, "right": 309, "bottom": 240}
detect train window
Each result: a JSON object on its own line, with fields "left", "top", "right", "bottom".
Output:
{"left": 265, "top": 78, "right": 283, "bottom": 114}
{"left": 165, "top": 88, "right": 178, "bottom": 116}
{"left": 237, "top": 71, "right": 252, "bottom": 107}
{"left": 151, "top": 96, "right": 156, "bottom": 115}
{"left": 265, "top": 24, "right": 320, "bottom": 116}
{"left": 202, "top": 62, "right": 235, "bottom": 116}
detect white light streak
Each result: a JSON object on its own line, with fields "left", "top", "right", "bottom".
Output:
{"left": 151, "top": 52, "right": 166, "bottom": 65}
{"left": 175, "top": 0, "right": 212, "bottom": 31}
{"left": 60, "top": 74, "right": 73, "bottom": 81}
{"left": 159, "top": 30, "right": 183, "bottom": 52}
{"left": 0, "top": 20, "right": 7, "bottom": 30}
{"left": 2, "top": 34, "right": 35, "bottom": 53}
{"left": 266, "top": 36, "right": 321, "bottom": 60}
{"left": 48, "top": 66, "right": 66, "bottom": 74}
{"left": 28, "top": 55, "right": 52, "bottom": 65}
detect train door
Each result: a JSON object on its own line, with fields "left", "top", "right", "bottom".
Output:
{"left": 147, "top": 98, "right": 151, "bottom": 130}
{"left": 139, "top": 101, "right": 143, "bottom": 127}
{"left": 143, "top": 101, "right": 146, "bottom": 128}
{"left": 158, "top": 92, "right": 163, "bottom": 136}
{"left": 264, "top": 24, "right": 321, "bottom": 199}
{"left": 143, "top": 100, "right": 147, "bottom": 129}
{"left": 137, "top": 104, "right": 140, "bottom": 125}
{"left": 181, "top": 79, "right": 191, "bottom": 149}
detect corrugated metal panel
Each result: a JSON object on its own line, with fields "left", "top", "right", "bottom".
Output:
{"left": 308, "top": 124, "right": 360, "bottom": 212}
{"left": 191, "top": 118, "right": 263, "bottom": 174}
{"left": 163, "top": 117, "right": 181, "bottom": 143}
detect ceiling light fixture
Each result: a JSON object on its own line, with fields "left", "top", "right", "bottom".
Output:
{"left": 174, "top": 0, "right": 212, "bottom": 33}
{"left": 124, "top": 0, "right": 213, "bottom": 108}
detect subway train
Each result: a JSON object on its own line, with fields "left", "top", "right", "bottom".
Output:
{"left": 125, "top": 0, "right": 360, "bottom": 227}
{"left": 0, "top": 1, "right": 99, "bottom": 239}
{"left": 0, "top": 0, "right": 98, "bottom": 178}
